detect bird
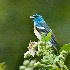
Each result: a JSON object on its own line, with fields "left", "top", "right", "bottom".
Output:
{"left": 30, "top": 14, "right": 57, "bottom": 51}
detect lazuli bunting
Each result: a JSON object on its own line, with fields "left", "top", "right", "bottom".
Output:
{"left": 30, "top": 14, "right": 57, "bottom": 51}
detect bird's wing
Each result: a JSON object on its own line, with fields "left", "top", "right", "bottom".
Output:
{"left": 36, "top": 26, "right": 57, "bottom": 43}
{"left": 40, "top": 22, "right": 56, "bottom": 41}
{"left": 36, "top": 26, "right": 50, "bottom": 35}
{"left": 40, "top": 21, "right": 50, "bottom": 31}
{"left": 36, "top": 25, "right": 57, "bottom": 50}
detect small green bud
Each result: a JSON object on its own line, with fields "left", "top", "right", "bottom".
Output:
{"left": 46, "top": 41, "right": 52, "bottom": 49}
{"left": 30, "top": 60, "right": 36, "bottom": 67}
{"left": 38, "top": 46, "right": 43, "bottom": 51}
{"left": 38, "top": 41, "right": 43, "bottom": 46}
{"left": 36, "top": 51, "right": 43, "bottom": 56}
{"left": 34, "top": 62, "right": 41, "bottom": 67}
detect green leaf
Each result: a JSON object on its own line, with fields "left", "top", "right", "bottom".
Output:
{"left": 41, "top": 34, "right": 46, "bottom": 42}
{"left": 45, "top": 31, "right": 52, "bottom": 42}
{"left": 59, "top": 43, "right": 70, "bottom": 53}
{"left": 52, "top": 68, "right": 60, "bottom": 70}
{"left": 0, "top": 62, "right": 6, "bottom": 70}
{"left": 41, "top": 31, "right": 52, "bottom": 42}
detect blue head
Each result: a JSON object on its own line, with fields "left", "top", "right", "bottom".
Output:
{"left": 30, "top": 14, "right": 45, "bottom": 26}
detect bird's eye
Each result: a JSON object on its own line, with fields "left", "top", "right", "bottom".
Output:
{"left": 35, "top": 14, "right": 37, "bottom": 15}
{"left": 33, "top": 14, "right": 39, "bottom": 17}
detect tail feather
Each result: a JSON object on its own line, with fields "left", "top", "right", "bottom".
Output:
{"left": 50, "top": 38, "right": 58, "bottom": 51}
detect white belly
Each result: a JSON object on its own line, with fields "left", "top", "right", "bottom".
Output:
{"left": 34, "top": 25, "right": 41, "bottom": 40}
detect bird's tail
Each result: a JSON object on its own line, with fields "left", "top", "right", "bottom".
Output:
{"left": 50, "top": 38, "right": 58, "bottom": 51}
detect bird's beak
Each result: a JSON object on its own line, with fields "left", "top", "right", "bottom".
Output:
{"left": 30, "top": 16, "right": 35, "bottom": 19}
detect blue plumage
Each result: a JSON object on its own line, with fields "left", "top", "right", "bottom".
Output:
{"left": 30, "top": 14, "right": 57, "bottom": 51}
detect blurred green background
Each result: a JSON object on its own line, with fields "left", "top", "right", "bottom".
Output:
{"left": 0, "top": 0, "right": 70, "bottom": 70}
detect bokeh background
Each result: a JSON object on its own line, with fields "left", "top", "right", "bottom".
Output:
{"left": 0, "top": 0, "right": 70, "bottom": 70}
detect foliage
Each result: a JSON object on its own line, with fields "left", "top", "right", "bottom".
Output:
{"left": 0, "top": 62, "right": 6, "bottom": 70}
{"left": 59, "top": 44, "right": 70, "bottom": 53}
{"left": 19, "top": 31, "right": 70, "bottom": 70}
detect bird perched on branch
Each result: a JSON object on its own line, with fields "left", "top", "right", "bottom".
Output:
{"left": 30, "top": 14, "right": 57, "bottom": 51}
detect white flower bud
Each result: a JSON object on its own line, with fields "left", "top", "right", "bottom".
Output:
{"left": 24, "top": 51, "right": 31, "bottom": 58}
{"left": 38, "top": 41, "right": 43, "bottom": 45}
{"left": 23, "top": 60, "right": 29, "bottom": 66}
{"left": 19, "top": 66, "right": 25, "bottom": 70}
{"left": 60, "top": 50, "right": 67, "bottom": 55}
{"left": 58, "top": 55, "right": 65, "bottom": 60}
{"left": 29, "top": 48, "right": 36, "bottom": 57}
{"left": 30, "top": 60, "right": 36, "bottom": 67}
{"left": 26, "top": 68, "right": 32, "bottom": 70}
